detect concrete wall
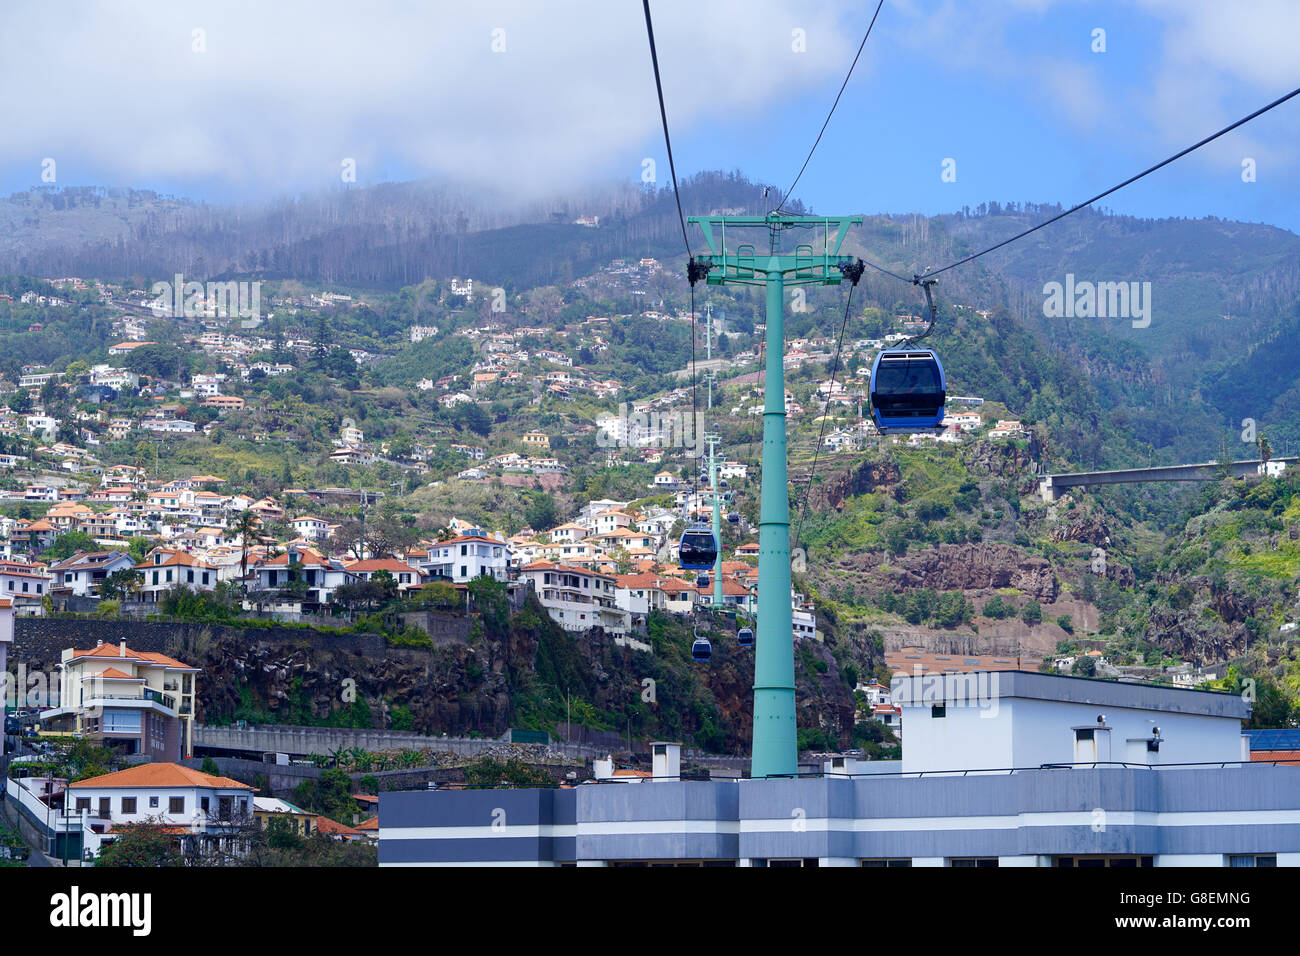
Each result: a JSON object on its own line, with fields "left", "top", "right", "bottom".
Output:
{"left": 181, "top": 756, "right": 322, "bottom": 794}
{"left": 194, "top": 723, "right": 606, "bottom": 760}
{"left": 395, "top": 610, "right": 471, "bottom": 646}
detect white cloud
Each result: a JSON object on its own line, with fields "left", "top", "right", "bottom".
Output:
{"left": 0, "top": 0, "right": 863, "bottom": 199}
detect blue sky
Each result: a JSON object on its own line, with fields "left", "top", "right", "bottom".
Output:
{"left": 1, "top": 0, "right": 1296, "bottom": 230}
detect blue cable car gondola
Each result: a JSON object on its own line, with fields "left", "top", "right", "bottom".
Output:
{"left": 695, "top": 572, "right": 709, "bottom": 588}
{"left": 869, "top": 347, "right": 947, "bottom": 432}
{"left": 678, "top": 525, "right": 718, "bottom": 570}
{"left": 726, "top": 511, "right": 741, "bottom": 524}
{"left": 692, "top": 636, "right": 712, "bottom": 662}
{"left": 737, "top": 627, "right": 754, "bottom": 648}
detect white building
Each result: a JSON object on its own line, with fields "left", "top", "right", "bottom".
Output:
{"left": 890, "top": 670, "right": 1248, "bottom": 775}
{"left": 519, "top": 561, "right": 629, "bottom": 634}
{"left": 420, "top": 534, "right": 510, "bottom": 583}
{"left": 68, "top": 763, "right": 255, "bottom": 860}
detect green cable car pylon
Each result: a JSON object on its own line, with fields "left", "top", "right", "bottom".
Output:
{"left": 688, "top": 212, "right": 862, "bottom": 778}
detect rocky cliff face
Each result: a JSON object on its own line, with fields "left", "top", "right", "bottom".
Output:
{"left": 193, "top": 627, "right": 516, "bottom": 736}
{"left": 962, "top": 437, "right": 1038, "bottom": 477}
{"left": 835, "top": 541, "right": 1059, "bottom": 603}
{"left": 813, "top": 457, "right": 902, "bottom": 512}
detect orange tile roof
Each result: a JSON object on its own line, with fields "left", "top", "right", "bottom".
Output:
{"left": 520, "top": 560, "right": 614, "bottom": 581}
{"left": 346, "top": 559, "right": 420, "bottom": 574}
{"left": 313, "top": 816, "right": 362, "bottom": 836}
{"left": 355, "top": 816, "right": 379, "bottom": 831}
{"left": 70, "top": 763, "right": 254, "bottom": 790}
{"left": 69, "top": 644, "right": 194, "bottom": 669}
{"left": 133, "top": 550, "right": 213, "bottom": 570}
{"left": 94, "top": 667, "right": 139, "bottom": 681}
{"left": 1251, "top": 751, "right": 1300, "bottom": 764}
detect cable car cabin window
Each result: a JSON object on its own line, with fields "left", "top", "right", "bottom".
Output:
{"left": 678, "top": 529, "right": 718, "bottom": 570}
{"left": 873, "top": 356, "right": 945, "bottom": 412}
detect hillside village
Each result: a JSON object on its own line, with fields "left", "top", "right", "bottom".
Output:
{"left": 0, "top": 268, "right": 1043, "bottom": 646}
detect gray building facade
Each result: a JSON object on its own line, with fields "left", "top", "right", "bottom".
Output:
{"left": 379, "top": 764, "right": 1300, "bottom": 867}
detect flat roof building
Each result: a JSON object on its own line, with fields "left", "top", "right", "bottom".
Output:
{"left": 378, "top": 672, "right": 1297, "bottom": 868}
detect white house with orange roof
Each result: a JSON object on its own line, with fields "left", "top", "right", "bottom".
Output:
{"left": 134, "top": 549, "right": 219, "bottom": 602}
{"left": 588, "top": 508, "right": 635, "bottom": 536}
{"left": 251, "top": 544, "right": 356, "bottom": 607}
{"left": 69, "top": 763, "right": 254, "bottom": 860}
{"left": 0, "top": 563, "right": 53, "bottom": 608}
{"left": 290, "top": 516, "right": 332, "bottom": 540}
{"left": 518, "top": 561, "right": 629, "bottom": 634}
{"left": 419, "top": 534, "right": 509, "bottom": 584}
{"left": 43, "top": 640, "right": 199, "bottom": 758}
{"left": 548, "top": 522, "right": 589, "bottom": 544}
{"left": 345, "top": 558, "right": 423, "bottom": 591}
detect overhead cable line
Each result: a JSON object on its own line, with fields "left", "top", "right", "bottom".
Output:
{"left": 643, "top": 0, "right": 709, "bottom": 510}
{"left": 772, "top": 0, "right": 886, "bottom": 216}
{"left": 793, "top": 259, "right": 865, "bottom": 552}
{"left": 642, "top": 0, "right": 693, "bottom": 259}
{"left": 910, "top": 84, "right": 1300, "bottom": 282}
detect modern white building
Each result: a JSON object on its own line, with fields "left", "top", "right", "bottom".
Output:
{"left": 41, "top": 641, "right": 199, "bottom": 759}
{"left": 420, "top": 534, "right": 510, "bottom": 583}
{"left": 518, "top": 561, "right": 629, "bottom": 634}
{"left": 379, "top": 672, "right": 1296, "bottom": 868}
{"left": 890, "top": 670, "right": 1247, "bottom": 774}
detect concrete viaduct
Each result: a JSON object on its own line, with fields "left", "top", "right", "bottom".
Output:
{"left": 1039, "top": 457, "right": 1294, "bottom": 502}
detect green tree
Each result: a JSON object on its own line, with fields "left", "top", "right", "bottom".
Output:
{"left": 94, "top": 824, "right": 184, "bottom": 867}
{"left": 229, "top": 510, "right": 259, "bottom": 588}
{"left": 100, "top": 566, "right": 140, "bottom": 601}
{"left": 525, "top": 492, "right": 559, "bottom": 532}
{"left": 463, "top": 757, "right": 556, "bottom": 789}
{"left": 43, "top": 530, "right": 97, "bottom": 561}
{"left": 292, "top": 768, "right": 359, "bottom": 824}
{"left": 1020, "top": 601, "right": 1043, "bottom": 626}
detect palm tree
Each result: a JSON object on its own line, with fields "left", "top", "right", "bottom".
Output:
{"left": 230, "top": 510, "right": 259, "bottom": 590}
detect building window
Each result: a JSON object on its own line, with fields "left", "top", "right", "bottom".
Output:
{"left": 1055, "top": 856, "right": 1153, "bottom": 868}
{"left": 861, "top": 859, "right": 912, "bottom": 867}
{"left": 931, "top": 704, "right": 946, "bottom": 718}
{"left": 122, "top": 798, "right": 136, "bottom": 814}
{"left": 949, "top": 858, "right": 999, "bottom": 867}
{"left": 752, "top": 858, "right": 820, "bottom": 868}
{"left": 1228, "top": 854, "right": 1277, "bottom": 867}
{"left": 99, "top": 798, "right": 110, "bottom": 817}
{"left": 201, "top": 797, "right": 210, "bottom": 813}
{"left": 75, "top": 798, "right": 90, "bottom": 811}
{"left": 169, "top": 797, "right": 185, "bottom": 814}
{"left": 149, "top": 797, "right": 159, "bottom": 808}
